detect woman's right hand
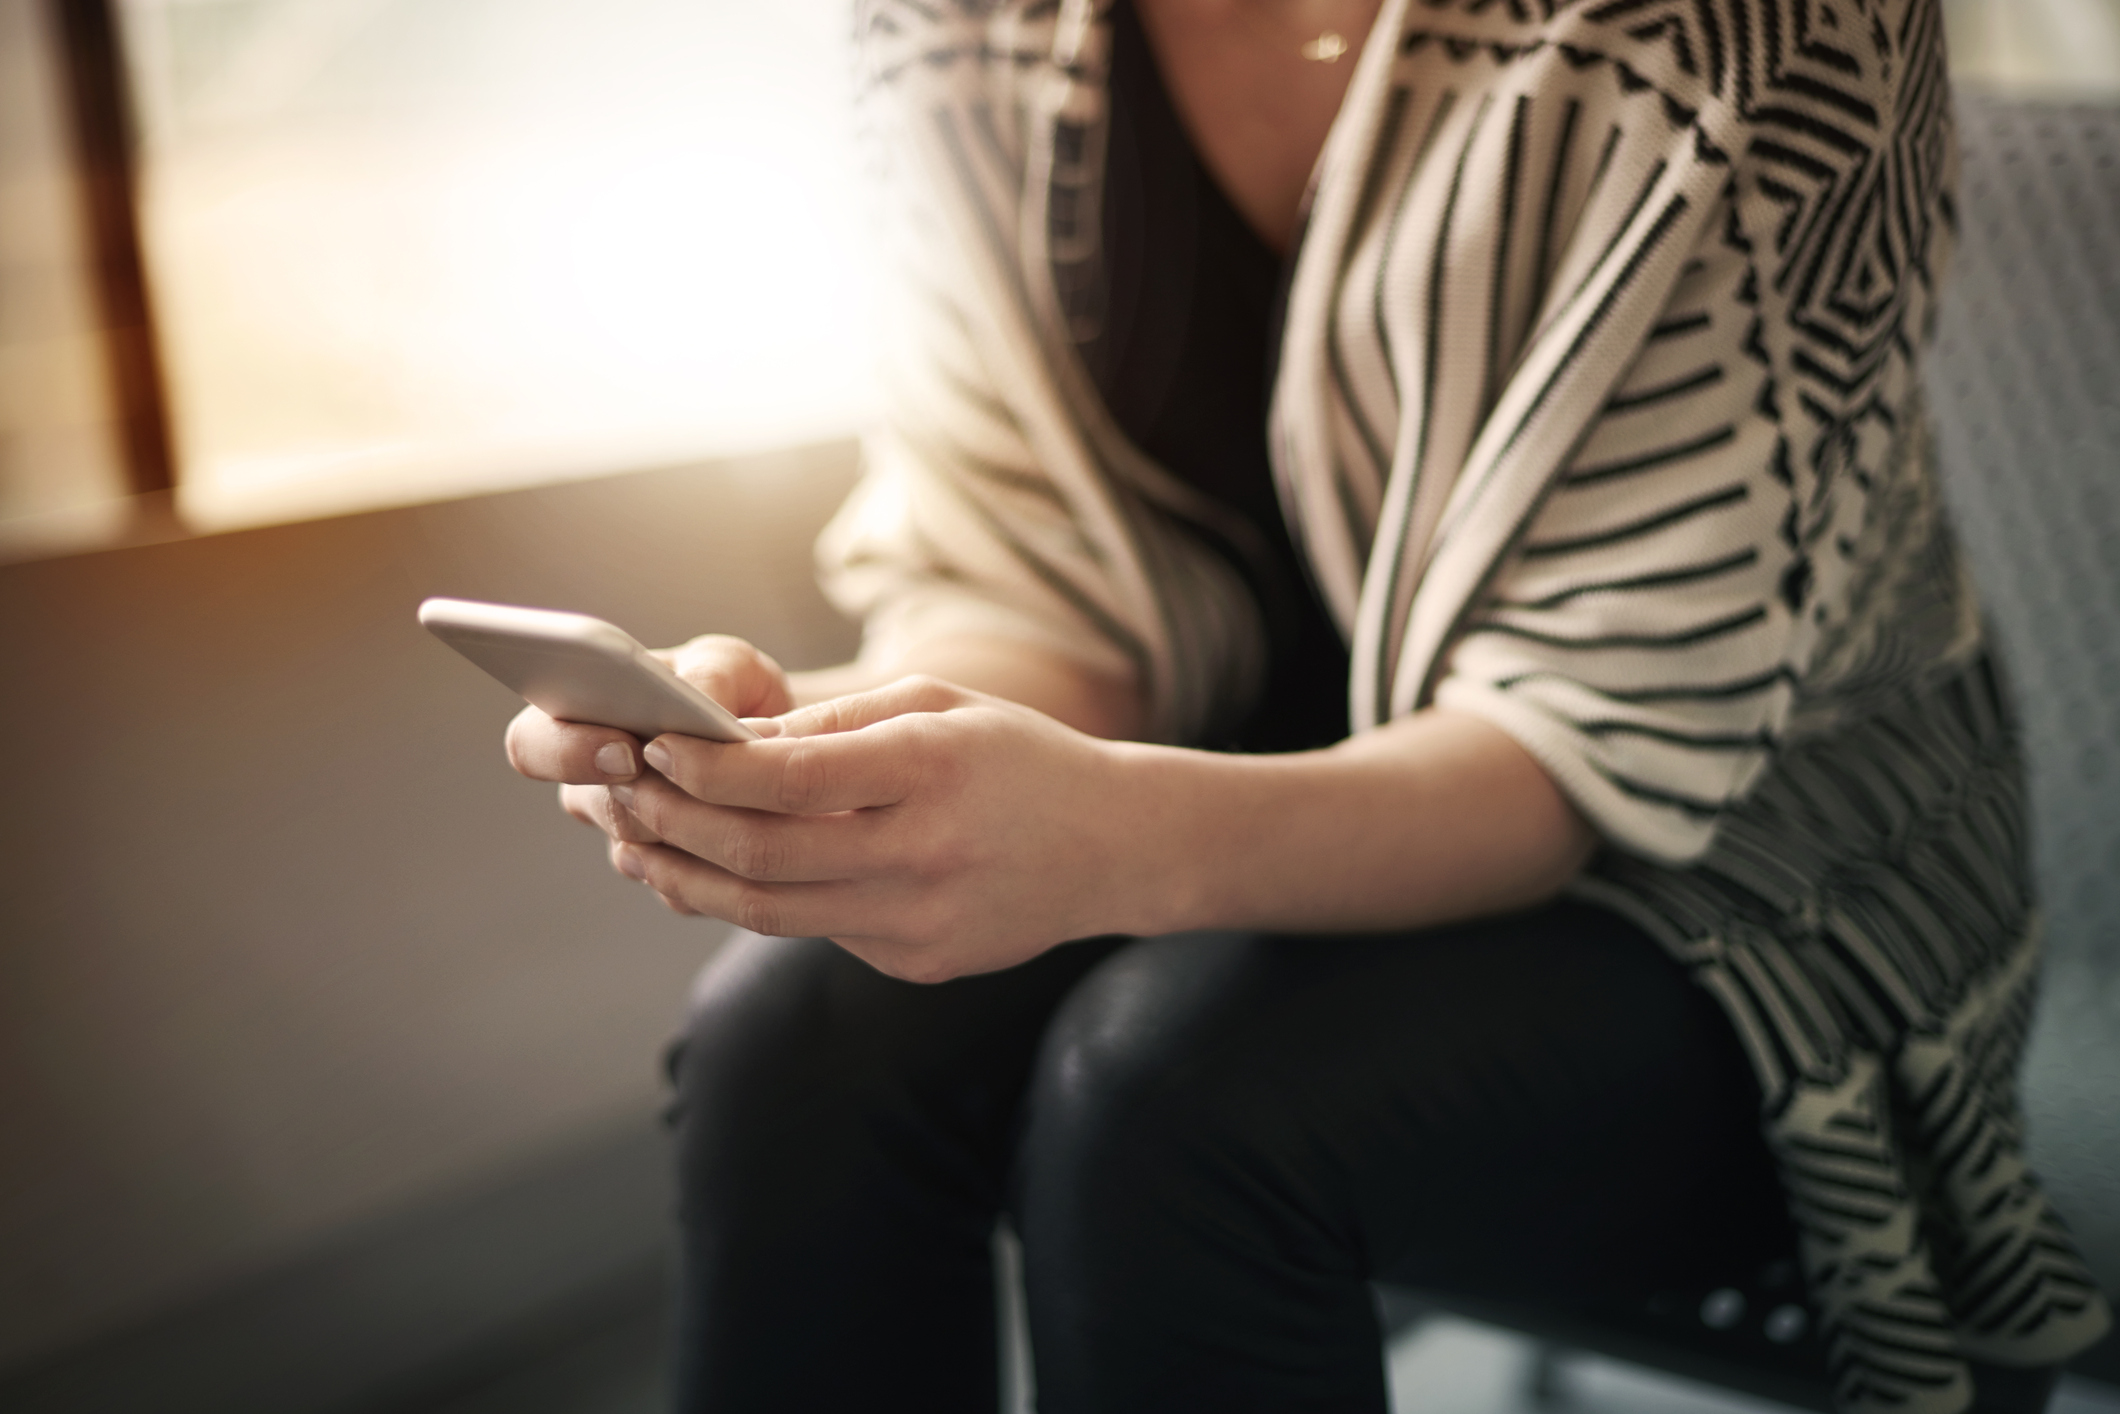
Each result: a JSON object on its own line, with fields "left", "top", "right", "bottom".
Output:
{"left": 503, "top": 634, "right": 794, "bottom": 846}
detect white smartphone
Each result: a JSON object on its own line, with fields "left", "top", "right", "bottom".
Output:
{"left": 418, "top": 597, "right": 758, "bottom": 743}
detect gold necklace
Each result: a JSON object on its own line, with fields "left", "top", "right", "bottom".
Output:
{"left": 1300, "top": 30, "right": 1349, "bottom": 62}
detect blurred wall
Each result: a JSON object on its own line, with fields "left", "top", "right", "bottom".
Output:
{"left": 0, "top": 441, "right": 861, "bottom": 1375}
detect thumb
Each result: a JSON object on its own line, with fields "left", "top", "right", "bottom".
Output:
{"left": 662, "top": 635, "right": 791, "bottom": 718}
{"left": 773, "top": 674, "right": 969, "bottom": 739}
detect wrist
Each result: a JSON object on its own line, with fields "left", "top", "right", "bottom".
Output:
{"left": 1096, "top": 739, "right": 1265, "bottom": 938}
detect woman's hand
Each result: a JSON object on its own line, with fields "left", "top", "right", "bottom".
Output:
{"left": 503, "top": 634, "right": 793, "bottom": 836}
{"left": 597, "top": 676, "right": 1173, "bottom": 982}
{"left": 505, "top": 633, "right": 1591, "bottom": 974}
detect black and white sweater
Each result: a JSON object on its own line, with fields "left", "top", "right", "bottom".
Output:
{"left": 820, "top": 2, "right": 2112, "bottom": 1409}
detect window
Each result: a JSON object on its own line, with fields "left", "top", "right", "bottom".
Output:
{"left": 128, "top": 0, "right": 875, "bottom": 532}
{"left": 0, "top": 0, "right": 138, "bottom": 544}
{"left": 2, "top": 0, "right": 2115, "bottom": 560}
{"left": 0, "top": 0, "right": 872, "bottom": 557}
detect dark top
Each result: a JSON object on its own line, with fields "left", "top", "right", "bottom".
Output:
{"left": 1078, "top": 0, "right": 1350, "bottom": 754}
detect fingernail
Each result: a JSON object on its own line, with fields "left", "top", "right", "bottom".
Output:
{"left": 643, "top": 740, "right": 675, "bottom": 775}
{"left": 615, "top": 847, "right": 647, "bottom": 882}
{"left": 741, "top": 717, "right": 782, "bottom": 739}
{"left": 608, "top": 782, "right": 634, "bottom": 809}
{"left": 595, "top": 741, "right": 635, "bottom": 778}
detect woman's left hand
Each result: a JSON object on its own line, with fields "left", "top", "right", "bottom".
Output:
{"left": 591, "top": 676, "right": 1175, "bottom": 981}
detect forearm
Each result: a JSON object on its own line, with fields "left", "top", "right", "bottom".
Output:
{"left": 1113, "top": 708, "right": 1597, "bottom": 937}
{"left": 787, "top": 635, "right": 1591, "bottom": 938}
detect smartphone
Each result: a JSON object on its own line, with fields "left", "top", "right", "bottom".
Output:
{"left": 418, "top": 597, "right": 758, "bottom": 743}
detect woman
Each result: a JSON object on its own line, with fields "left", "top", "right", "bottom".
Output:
{"left": 504, "top": 1, "right": 2110, "bottom": 1410}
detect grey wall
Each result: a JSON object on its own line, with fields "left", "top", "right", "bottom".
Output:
{"left": 0, "top": 441, "right": 861, "bottom": 1376}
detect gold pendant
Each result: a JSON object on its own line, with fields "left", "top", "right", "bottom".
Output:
{"left": 1301, "top": 30, "right": 1349, "bottom": 62}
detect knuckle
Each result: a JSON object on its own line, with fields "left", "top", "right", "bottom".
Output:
{"left": 775, "top": 740, "right": 826, "bottom": 814}
{"left": 891, "top": 720, "right": 950, "bottom": 791}
{"left": 730, "top": 885, "right": 783, "bottom": 940}
{"left": 624, "top": 785, "right": 662, "bottom": 835}
{"left": 809, "top": 699, "right": 854, "bottom": 736}
{"left": 919, "top": 674, "right": 972, "bottom": 711}
{"left": 608, "top": 791, "right": 657, "bottom": 842}
{"left": 676, "top": 635, "right": 741, "bottom": 683}
{"left": 899, "top": 673, "right": 951, "bottom": 709}
{"left": 888, "top": 750, "right": 929, "bottom": 805}
{"left": 777, "top": 704, "right": 826, "bottom": 738}
{"left": 674, "top": 636, "right": 785, "bottom": 714}
{"left": 722, "top": 823, "right": 784, "bottom": 881}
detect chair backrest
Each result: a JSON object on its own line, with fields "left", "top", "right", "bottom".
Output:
{"left": 1926, "top": 94, "right": 2120, "bottom": 1383}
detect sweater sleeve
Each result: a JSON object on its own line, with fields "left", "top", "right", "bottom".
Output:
{"left": 1275, "top": 2, "right": 1957, "bottom": 865}
{"left": 819, "top": 2, "right": 1272, "bottom": 743}
{"left": 817, "top": 260, "right": 1150, "bottom": 691}
{"left": 815, "top": 7, "right": 1158, "bottom": 697}
{"left": 1431, "top": 207, "right": 1803, "bottom": 864}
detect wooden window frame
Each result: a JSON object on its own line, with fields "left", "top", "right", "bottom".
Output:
{"left": 48, "top": 0, "right": 177, "bottom": 500}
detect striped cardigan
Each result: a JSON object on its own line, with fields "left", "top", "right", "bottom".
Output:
{"left": 820, "top": 2, "right": 2112, "bottom": 1409}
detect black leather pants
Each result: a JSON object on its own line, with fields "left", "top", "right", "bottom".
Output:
{"left": 664, "top": 901, "right": 1799, "bottom": 1413}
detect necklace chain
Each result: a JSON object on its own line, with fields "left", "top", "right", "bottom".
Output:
{"left": 1300, "top": 29, "right": 1349, "bottom": 62}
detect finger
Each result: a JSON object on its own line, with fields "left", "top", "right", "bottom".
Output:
{"left": 560, "top": 782, "right": 598, "bottom": 826}
{"left": 506, "top": 704, "right": 643, "bottom": 784}
{"left": 609, "top": 772, "right": 889, "bottom": 881}
{"left": 606, "top": 835, "right": 703, "bottom": 911}
{"left": 642, "top": 716, "right": 937, "bottom": 816}
{"left": 615, "top": 842, "right": 874, "bottom": 938}
{"left": 636, "top": 675, "right": 970, "bottom": 814}
{"left": 772, "top": 675, "right": 969, "bottom": 739}
{"left": 563, "top": 783, "right": 664, "bottom": 843}
{"left": 667, "top": 635, "right": 791, "bottom": 719}
{"left": 607, "top": 838, "right": 701, "bottom": 912}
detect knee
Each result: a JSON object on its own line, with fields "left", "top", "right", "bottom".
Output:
{"left": 669, "top": 930, "right": 837, "bottom": 1080}
{"left": 1017, "top": 934, "right": 1259, "bottom": 1209}
{"left": 664, "top": 933, "right": 847, "bottom": 1163}
{"left": 667, "top": 929, "right": 1056, "bottom": 1211}
{"left": 666, "top": 930, "right": 965, "bottom": 1209}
